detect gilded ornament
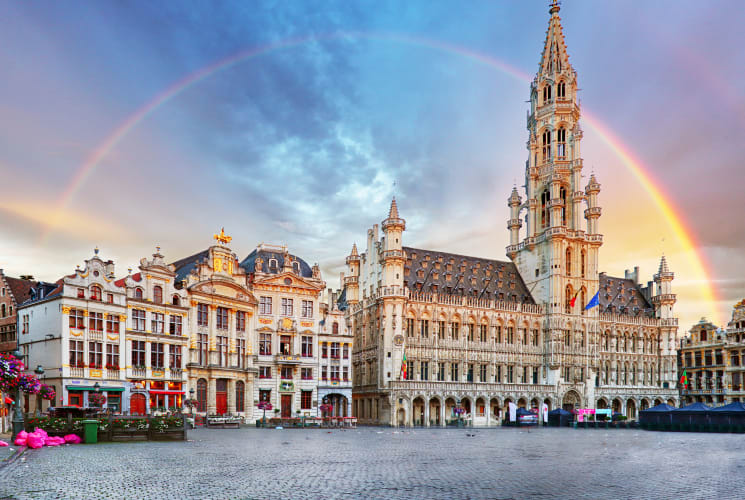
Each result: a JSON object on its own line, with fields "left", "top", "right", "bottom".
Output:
{"left": 213, "top": 228, "right": 232, "bottom": 245}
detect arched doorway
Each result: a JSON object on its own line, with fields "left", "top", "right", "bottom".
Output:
{"left": 412, "top": 397, "right": 425, "bottom": 426}
{"left": 562, "top": 390, "right": 581, "bottom": 411}
{"left": 517, "top": 398, "right": 527, "bottom": 409}
{"left": 543, "top": 398, "right": 552, "bottom": 411}
{"left": 490, "top": 398, "right": 501, "bottom": 420}
{"left": 530, "top": 398, "right": 540, "bottom": 410}
{"left": 397, "top": 407, "right": 406, "bottom": 427}
{"left": 654, "top": 398, "right": 663, "bottom": 407}
{"left": 325, "top": 393, "right": 349, "bottom": 417}
{"left": 612, "top": 398, "right": 622, "bottom": 414}
{"left": 445, "top": 397, "right": 456, "bottom": 421}
{"left": 461, "top": 398, "right": 472, "bottom": 416}
{"left": 216, "top": 379, "right": 228, "bottom": 415}
{"left": 429, "top": 397, "right": 441, "bottom": 426}
{"left": 626, "top": 399, "right": 637, "bottom": 420}
{"left": 130, "top": 393, "right": 146, "bottom": 416}
{"left": 596, "top": 398, "right": 608, "bottom": 410}
{"left": 640, "top": 399, "right": 650, "bottom": 411}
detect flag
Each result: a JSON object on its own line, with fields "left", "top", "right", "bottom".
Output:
{"left": 584, "top": 291, "right": 599, "bottom": 310}
{"left": 680, "top": 369, "right": 688, "bottom": 388}
{"left": 401, "top": 350, "right": 407, "bottom": 380}
{"left": 569, "top": 289, "right": 580, "bottom": 308}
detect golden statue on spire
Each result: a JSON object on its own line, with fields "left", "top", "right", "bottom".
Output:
{"left": 214, "top": 227, "right": 232, "bottom": 245}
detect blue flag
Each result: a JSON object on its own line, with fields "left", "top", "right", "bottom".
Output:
{"left": 584, "top": 291, "right": 599, "bottom": 310}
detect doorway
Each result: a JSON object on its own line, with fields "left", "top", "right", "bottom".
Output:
{"left": 281, "top": 394, "right": 292, "bottom": 418}
{"left": 216, "top": 379, "right": 228, "bottom": 415}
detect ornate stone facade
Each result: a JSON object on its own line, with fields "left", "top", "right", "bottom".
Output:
{"left": 345, "top": 4, "right": 678, "bottom": 427}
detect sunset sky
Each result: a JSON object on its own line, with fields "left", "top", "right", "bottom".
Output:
{"left": 1, "top": 1, "right": 743, "bottom": 331}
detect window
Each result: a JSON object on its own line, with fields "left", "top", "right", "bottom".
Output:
{"left": 450, "top": 322, "right": 459, "bottom": 340}
{"left": 581, "top": 250, "right": 586, "bottom": 277}
{"left": 406, "top": 318, "right": 415, "bottom": 337}
{"left": 542, "top": 130, "right": 551, "bottom": 163}
{"left": 216, "top": 336, "right": 228, "bottom": 366}
{"left": 259, "top": 389, "right": 271, "bottom": 403}
{"left": 198, "top": 334, "right": 208, "bottom": 365}
{"left": 343, "top": 366, "right": 349, "bottom": 381}
{"left": 556, "top": 127, "right": 566, "bottom": 159}
{"left": 106, "top": 344, "right": 119, "bottom": 370}
{"left": 151, "top": 342, "right": 164, "bottom": 369}
{"left": 437, "top": 362, "right": 445, "bottom": 381}
{"left": 172, "top": 295, "right": 180, "bottom": 306}
{"left": 506, "top": 327, "right": 514, "bottom": 344}
{"left": 420, "top": 320, "right": 429, "bottom": 338}
{"left": 105, "top": 314, "right": 119, "bottom": 334}
{"left": 259, "top": 296, "right": 272, "bottom": 315}
{"left": 216, "top": 307, "right": 228, "bottom": 330}
{"left": 22, "top": 314, "right": 29, "bottom": 334}
{"left": 281, "top": 298, "right": 293, "bottom": 316}
{"left": 343, "top": 344, "right": 349, "bottom": 359}
{"left": 301, "top": 390, "right": 312, "bottom": 410}
{"left": 301, "top": 300, "right": 313, "bottom": 318}
{"left": 405, "top": 362, "right": 413, "bottom": 381}
{"left": 88, "top": 341, "right": 103, "bottom": 368}
{"left": 89, "top": 312, "right": 103, "bottom": 332}
{"left": 330, "top": 342, "right": 340, "bottom": 359}
{"left": 169, "top": 315, "right": 182, "bottom": 335}
{"left": 235, "top": 381, "right": 245, "bottom": 412}
{"left": 420, "top": 361, "right": 429, "bottom": 381}
{"left": 321, "top": 342, "right": 328, "bottom": 358}
{"left": 152, "top": 312, "right": 164, "bottom": 334}
{"left": 197, "top": 304, "right": 208, "bottom": 327}
{"left": 332, "top": 322, "right": 339, "bottom": 334}
{"left": 480, "top": 364, "right": 487, "bottom": 382}
{"left": 259, "top": 366, "right": 272, "bottom": 379}
{"left": 197, "top": 379, "right": 207, "bottom": 412}
{"left": 557, "top": 81, "right": 566, "bottom": 98}
{"left": 321, "top": 366, "right": 327, "bottom": 380}
{"left": 450, "top": 363, "right": 459, "bottom": 382}
{"left": 438, "top": 321, "right": 446, "bottom": 340}
{"left": 153, "top": 285, "right": 162, "bottom": 304}
{"left": 507, "top": 365, "right": 514, "bottom": 383}
{"left": 236, "top": 311, "right": 246, "bottom": 332}
{"left": 301, "top": 336, "right": 313, "bottom": 357}
{"left": 132, "top": 309, "right": 145, "bottom": 331}
{"left": 543, "top": 84, "right": 552, "bottom": 103}
{"left": 532, "top": 329, "right": 539, "bottom": 346}
{"left": 134, "top": 288, "right": 143, "bottom": 299}
{"left": 281, "top": 366, "right": 293, "bottom": 380}
{"left": 106, "top": 293, "right": 114, "bottom": 304}
{"left": 77, "top": 288, "right": 85, "bottom": 299}
{"left": 280, "top": 335, "right": 291, "bottom": 355}
{"left": 236, "top": 339, "right": 245, "bottom": 369}
{"left": 69, "top": 340, "right": 84, "bottom": 367}
{"left": 479, "top": 325, "right": 487, "bottom": 342}
{"left": 541, "top": 190, "right": 550, "bottom": 228}
{"left": 132, "top": 340, "right": 146, "bottom": 367}
{"left": 90, "top": 286, "right": 102, "bottom": 301}
{"left": 330, "top": 365, "right": 340, "bottom": 380}
{"left": 301, "top": 368, "right": 313, "bottom": 380}
{"left": 168, "top": 345, "right": 182, "bottom": 369}
{"left": 259, "top": 333, "right": 272, "bottom": 355}
{"left": 467, "top": 363, "right": 474, "bottom": 382}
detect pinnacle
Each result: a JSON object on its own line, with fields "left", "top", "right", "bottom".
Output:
{"left": 658, "top": 255, "right": 670, "bottom": 274}
{"left": 350, "top": 243, "right": 359, "bottom": 257}
{"left": 388, "top": 197, "right": 399, "bottom": 219}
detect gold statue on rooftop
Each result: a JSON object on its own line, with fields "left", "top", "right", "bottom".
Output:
{"left": 214, "top": 227, "right": 232, "bottom": 245}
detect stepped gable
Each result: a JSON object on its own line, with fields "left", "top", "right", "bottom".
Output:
{"left": 171, "top": 249, "right": 210, "bottom": 283}
{"left": 598, "top": 273, "right": 654, "bottom": 317}
{"left": 403, "top": 246, "right": 535, "bottom": 304}
{"left": 4, "top": 276, "right": 37, "bottom": 304}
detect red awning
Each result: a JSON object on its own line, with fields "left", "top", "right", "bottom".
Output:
{"left": 5, "top": 396, "right": 14, "bottom": 404}
{"left": 149, "top": 390, "right": 185, "bottom": 395}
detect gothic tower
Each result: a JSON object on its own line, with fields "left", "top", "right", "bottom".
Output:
{"left": 507, "top": 2, "right": 602, "bottom": 315}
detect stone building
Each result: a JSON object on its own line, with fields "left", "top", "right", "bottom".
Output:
{"left": 0, "top": 270, "right": 35, "bottom": 353}
{"left": 240, "top": 243, "right": 326, "bottom": 419}
{"left": 17, "top": 249, "right": 130, "bottom": 412}
{"left": 115, "top": 248, "right": 190, "bottom": 414}
{"left": 173, "top": 229, "right": 257, "bottom": 418}
{"left": 318, "top": 288, "right": 353, "bottom": 417}
{"left": 344, "top": 4, "right": 679, "bottom": 427}
{"left": 679, "top": 300, "right": 745, "bottom": 405}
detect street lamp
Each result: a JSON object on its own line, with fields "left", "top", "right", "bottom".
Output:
{"left": 11, "top": 349, "right": 24, "bottom": 439}
{"left": 189, "top": 388, "right": 196, "bottom": 425}
{"left": 34, "top": 365, "right": 44, "bottom": 417}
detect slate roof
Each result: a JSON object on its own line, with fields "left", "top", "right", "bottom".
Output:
{"left": 598, "top": 274, "right": 654, "bottom": 317}
{"left": 171, "top": 249, "right": 210, "bottom": 283}
{"left": 403, "top": 246, "right": 535, "bottom": 304}
{"left": 240, "top": 249, "right": 313, "bottom": 278}
{"left": 22, "top": 280, "right": 64, "bottom": 306}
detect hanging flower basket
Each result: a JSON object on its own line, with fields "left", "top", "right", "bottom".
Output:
{"left": 89, "top": 393, "right": 107, "bottom": 407}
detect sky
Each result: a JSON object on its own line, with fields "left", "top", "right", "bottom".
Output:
{"left": 0, "top": 0, "right": 743, "bottom": 332}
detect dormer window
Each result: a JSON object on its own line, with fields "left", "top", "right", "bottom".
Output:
{"left": 269, "top": 259, "right": 278, "bottom": 271}
{"left": 77, "top": 288, "right": 85, "bottom": 299}
{"left": 90, "top": 286, "right": 102, "bottom": 301}
{"left": 153, "top": 285, "right": 163, "bottom": 304}
{"left": 134, "top": 288, "right": 143, "bottom": 300}
{"left": 293, "top": 262, "right": 301, "bottom": 274}
{"left": 172, "top": 295, "right": 180, "bottom": 306}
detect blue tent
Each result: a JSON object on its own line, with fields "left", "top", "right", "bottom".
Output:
{"left": 671, "top": 402, "right": 711, "bottom": 427}
{"left": 547, "top": 408, "right": 573, "bottom": 427}
{"left": 639, "top": 403, "right": 675, "bottom": 427}
{"left": 709, "top": 401, "right": 745, "bottom": 426}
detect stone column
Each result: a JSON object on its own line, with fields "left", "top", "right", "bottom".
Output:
{"left": 227, "top": 379, "right": 236, "bottom": 414}
{"left": 208, "top": 378, "right": 217, "bottom": 415}
{"left": 424, "top": 400, "right": 430, "bottom": 427}
{"left": 440, "top": 401, "right": 446, "bottom": 427}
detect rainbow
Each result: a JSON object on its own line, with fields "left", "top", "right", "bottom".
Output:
{"left": 44, "top": 31, "right": 721, "bottom": 323}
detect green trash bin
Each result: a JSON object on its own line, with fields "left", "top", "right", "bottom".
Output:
{"left": 82, "top": 419, "right": 99, "bottom": 444}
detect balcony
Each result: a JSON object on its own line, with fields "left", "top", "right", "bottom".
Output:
{"left": 105, "top": 369, "right": 120, "bottom": 380}
{"left": 88, "top": 330, "right": 103, "bottom": 341}
{"left": 70, "top": 367, "right": 85, "bottom": 378}
{"left": 275, "top": 354, "right": 302, "bottom": 364}
{"left": 131, "top": 367, "right": 147, "bottom": 378}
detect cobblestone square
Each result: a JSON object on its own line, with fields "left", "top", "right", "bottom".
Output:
{"left": 0, "top": 427, "right": 744, "bottom": 499}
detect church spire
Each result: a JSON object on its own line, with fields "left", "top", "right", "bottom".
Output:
{"left": 537, "top": 0, "right": 573, "bottom": 81}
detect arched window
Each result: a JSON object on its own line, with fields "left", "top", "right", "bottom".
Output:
{"left": 134, "top": 288, "right": 143, "bottom": 300}
{"left": 580, "top": 288, "right": 586, "bottom": 316}
{"left": 235, "top": 381, "right": 245, "bottom": 412}
{"left": 560, "top": 187, "right": 567, "bottom": 226}
{"left": 543, "top": 84, "right": 552, "bottom": 103}
{"left": 269, "top": 259, "right": 278, "bottom": 271}
{"left": 566, "top": 247, "right": 572, "bottom": 276}
{"left": 540, "top": 190, "right": 550, "bottom": 228}
{"left": 565, "top": 285, "right": 573, "bottom": 314}
{"left": 556, "top": 127, "right": 566, "bottom": 159}
{"left": 557, "top": 81, "right": 566, "bottom": 99}
{"left": 581, "top": 250, "right": 586, "bottom": 278}
{"left": 0, "top": 304, "right": 5, "bottom": 318}
{"left": 293, "top": 262, "right": 301, "bottom": 274}
{"left": 172, "top": 295, "right": 180, "bottom": 306}
{"left": 197, "top": 379, "right": 207, "bottom": 412}
{"left": 90, "top": 285, "right": 102, "bottom": 301}
{"left": 332, "top": 322, "right": 339, "bottom": 335}
{"left": 153, "top": 286, "right": 163, "bottom": 304}
{"left": 542, "top": 130, "right": 551, "bottom": 162}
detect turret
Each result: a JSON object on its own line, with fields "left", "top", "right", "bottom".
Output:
{"left": 652, "top": 255, "right": 676, "bottom": 320}
{"left": 508, "top": 186, "right": 523, "bottom": 248}
{"left": 344, "top": 243, "right": 360, "bottom": 304}
{"left": 584, "top": 174, "right": 601, "bottom": 235}
{"left": 381, "top": 197, "right": 405, "bottom": 289}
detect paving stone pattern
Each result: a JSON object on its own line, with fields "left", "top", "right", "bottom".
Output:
{"left": 0, "top": 427, "right": 744, "bottom": 499}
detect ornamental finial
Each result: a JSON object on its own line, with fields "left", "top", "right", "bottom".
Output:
{"left": 214, "top": 228, "right": 232, "bottom": 245}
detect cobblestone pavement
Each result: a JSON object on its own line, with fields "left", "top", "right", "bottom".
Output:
{"left": 0, "top": 426, "right": 744, "bottom": 499}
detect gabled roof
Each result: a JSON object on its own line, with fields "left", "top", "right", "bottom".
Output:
{"left": 240, "top": 248, "right": 313, "bottom": 278}
{"left": 598, "top": 274, "right": 654, "bottom": 317}
{"left": 171, "top": 249, "right": 210, "bottom": 283}
{"left": 403, "top": 246, "right": 534, "bottom": 304}
{"left": 4, "top": 277, "right": 36, "bottom": 304}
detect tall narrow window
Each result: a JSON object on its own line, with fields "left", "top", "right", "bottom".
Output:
{"left": 69, "top": 340, "right": 84, "bottom": 367}
{"left": 90, "top": 286, "right": 102, "bottom": 301}
{"left": 153, "top": 285, "right": 163, "bottom": 304}
{"left": 236, "top": 311, "right": 246, "bottom": 332}
{"left": 557, "top": 81, "right": 566, "bottom": 98}
{"left": 88, "top": 341, "right": 103, "bottom": 368}
{"left": 198, "top": 334, "right": 208, "bottom": 365}
{"left": 197, "top": 379, "right": 207, "bottom": 412}
{"left": 197, "top": 304, "right": 208, "bottom": 327}
{"left": 106, "top": 314, "right": 119, "bottom": 334}
{"left": 216, "top": 336, "right": 228, "bottom": 366}
{"left": 259, "top": 333, "right": 272, "bottom": 355}
{"left": 216, "top": 307, "right": 228, "bottom": 330}
{"left": 151, "top": 342, "right": 164, "bottom": 369}
{"left": 560, "top": 186, "right": 567, "bottom": 226}
{"left": 169, "top": 345, "right": 182, "bottom": 369}
{"left": 556, "top": 127, "right": 566, "bottom": 159}
{"left": 105, "top": 344, "right": 119, "bottom": 370}
{"left": 566, "top": 247, "right": 572, "bottom": 276}
{"left": 542, "top": 130, "right": 551, "bottom": 163}
{"left": 236, "top": 339, "right": 245, "bottom": 369}
{"left": 581, "top": 250, "right": 586, "bottom": 278}
{"left": 152, "top": 312, "right": 164, "bottom": 334}
{"left": 565, "top": 285, "right": 574, "bottom": 314}
{"left": 543, "top": 84, "right": 552, "bottom": 103}
{"left": 169, "top": 315, "right": 182, "bottom": 335}
{"left": 541, "top": 190, "right": 550, "bottom": 228}
{"left": 89, "top": 312, "right": 103, "bottom": 333}
{"left": 132, "top": 340, "right": 146, "bottom": 367}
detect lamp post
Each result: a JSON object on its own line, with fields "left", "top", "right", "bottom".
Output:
{"left": 190, "top": 388, "right": 195, "bottom": 425}
{"left": 34, "top": 365, "right": 44, "bottom": 417}
{"left": 11, "top": 349, "right": 24, "bottom": 440}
